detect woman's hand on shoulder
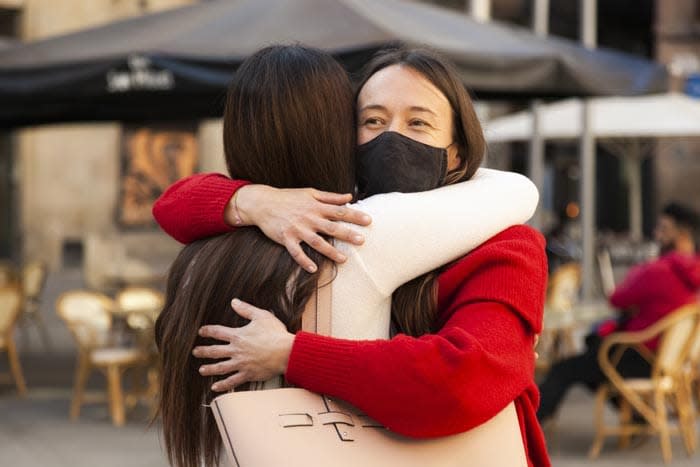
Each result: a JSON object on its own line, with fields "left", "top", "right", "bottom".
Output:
{"left": 228, "top": 185, "right": 372, "bottom": 273}
{"left": 193, "top": 299, "right": 295, "bottom": 392}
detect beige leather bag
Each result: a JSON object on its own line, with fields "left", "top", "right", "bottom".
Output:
{"left": 211, "top": 272, "right": 527, "bottom": 467}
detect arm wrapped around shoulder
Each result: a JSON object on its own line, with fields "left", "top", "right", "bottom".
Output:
{"left": 286, "top": 225, "right": 548, "bottom": 437}
{"left": 152, "top": 173, "right": 245, "bottom": 243}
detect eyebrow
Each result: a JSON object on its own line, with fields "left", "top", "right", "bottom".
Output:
{"left": 358, "top": 104, "right": 438, "bottom": 117}
{"left": 408, "top": 106, "right": 438, "bottom": 116}
{"left": 358, "top": 104, "right": 387, "bottom": 113}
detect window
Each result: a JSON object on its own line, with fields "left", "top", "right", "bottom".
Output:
{"left": 0, "top": 7, "right": 20, "bottom": 38}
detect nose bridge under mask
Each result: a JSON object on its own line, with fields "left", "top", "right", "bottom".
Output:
{"left": 355, "top": 131, "right": 448, "bottom": 199}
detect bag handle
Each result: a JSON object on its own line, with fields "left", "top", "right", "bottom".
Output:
{"left": 301, "top": 266, "right": 333, "bottom": 336}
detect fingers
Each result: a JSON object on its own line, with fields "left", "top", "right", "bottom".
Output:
{"left": 230, "top": 298, "right": 271, "bottom": 321}
{"left": 199, "top": 359, "right": 237, "bottom": 377}
{"left": 198, "top": 325, "right": 236, "bottom": 342}
{"left": 192, "top": 344, "right": 231, "bottom": 359}
{"left": 533, "top": 334, "right": 540, "bottom": 360}
{"left": 316, "top": 219, "right": 365, "bottom": 246}
{"left": 320, "top": 205, "right": 371, "bottom": 227}
{"left": 313, "top": 189, "right": 371, "bottom": 229}
{"left": 312, "top": 190, "right": 353, "bottom": 205}
{"left": 211, "top": 372, "right": 249, "bottom": 392}
{"left": 283, "top": 237, "right": 317, "bottom": 273}
{"left": 298, "top": 228, "right": 347, "bottom": 263}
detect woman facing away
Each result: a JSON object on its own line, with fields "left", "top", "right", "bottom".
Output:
{"left": 154, "top": 45, "right": 550, "bottom": 467}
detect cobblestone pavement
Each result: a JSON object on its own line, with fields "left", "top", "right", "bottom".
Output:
{"left": 1, "top": 269, "right": 698, "bottom": 466}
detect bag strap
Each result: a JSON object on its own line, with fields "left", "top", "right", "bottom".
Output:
{"left": 247, "top": 267, "right": 333, "bottom": 392}
{"left": 301, "top": 266, "right": 333, "bottom": 336}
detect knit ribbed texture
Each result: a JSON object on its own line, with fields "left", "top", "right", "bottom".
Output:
{"left": 153, "top": 168, "right": 540, "bottom": 343}
{"left": 152, "top": 173, "right": 249, "bottom": 243}
{"left": 288, "top": 226, "right": 550, "bottom": 467}
{"left": 153, "top": 173, "right": 551, "bottom": 466}
{"left": 287, "top": 332, "right": 364, "bottom": 393}
{"left": 609, "top": 251, "right": 700, "bottom": 350}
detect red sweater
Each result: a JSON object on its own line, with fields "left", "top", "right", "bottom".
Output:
{"left": 152, "top": 173, "right": 249, "bottom": 244}
{"left": 609, "top": 251, "right": 700, "bottom": 350}
{"left": 152, "top": 174, "right": 551, "bottom": 467}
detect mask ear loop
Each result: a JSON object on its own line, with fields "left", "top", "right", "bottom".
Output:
{"left": 440, "top": 142, "right": 457, "bottom": 183}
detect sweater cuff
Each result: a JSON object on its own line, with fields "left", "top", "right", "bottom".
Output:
{"left": 187, "top": 176, "right": 250, "bottom": 235}
{"left": 286, "top": 332, "right": 360, "bottom": 394}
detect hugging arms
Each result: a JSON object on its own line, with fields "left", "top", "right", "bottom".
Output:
{"left": 154, "top": 45, "right": 550, "bottom": 467}
{"left": 155, "top": 172, "right": 548, "bottom": 442}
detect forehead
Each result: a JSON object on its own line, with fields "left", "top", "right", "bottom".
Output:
{"left": 358, "top": 64, "right": 451, "bottom": 113}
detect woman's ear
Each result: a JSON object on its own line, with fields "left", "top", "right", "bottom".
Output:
{"left": 447, "top": 144, "right": 463, "bottom": 172}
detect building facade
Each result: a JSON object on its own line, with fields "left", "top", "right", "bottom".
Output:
{"left": 2, "top": 0, "right": 226, "bottom": 290}
{"left": 2, "top": 0, "right": 699, "bottom": 290}
{"left": 654, "top": 0, "right": 700, "bottom": 217}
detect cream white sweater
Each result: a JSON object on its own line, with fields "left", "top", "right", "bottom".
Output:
{"left": 328, "top": 168, "right": 539, "bottom": 339}
{"left": 260, "top": 168, "right": 537, "bottom": 389}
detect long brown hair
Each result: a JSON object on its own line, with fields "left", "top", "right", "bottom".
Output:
{"left": 155, "top": 45, "right": 355, "bottom": 467}
{"left": 355, "top": 47, "right": 486, "bottom": 337}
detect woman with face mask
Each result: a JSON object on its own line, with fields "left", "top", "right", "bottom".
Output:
{"left": 154, "top": 47, "right": 549, "bottom": 467}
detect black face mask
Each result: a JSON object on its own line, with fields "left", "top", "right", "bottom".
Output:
{"left": 356, "top": 131, "right": 449, "bottom": 199}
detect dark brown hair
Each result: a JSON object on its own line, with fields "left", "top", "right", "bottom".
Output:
{"left": 155, "top": 45, "right": 355, "bottom": 467}
{"left": 355, "top": 46, "right": 486, "bottom": 337}
{"left": 662, "top": 202, "right": 700, "bottom": 253}
{"left": 224, "top": 45, "right": 355, "bottom": 193}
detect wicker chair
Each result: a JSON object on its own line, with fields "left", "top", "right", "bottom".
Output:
{"left": 20, "top": 260, "right": 50, "bottom": 348}
{"left": 0, "top": 285, "right": 27, "bottom": 396}
{"left": 0, "top": 261, "right": 17, "bottom": 287}
{"left": 114, "top": 286, "right": 163, "bottom": 321}
{"left": 56, "top": 290, "right": 149, "bottom": 426}
{"left": 115, "top": 286, "right": 164, "bottom": 414}
{"left": 537, "top": 262, "right": 582, "bottom": 374}
{"left": 589, "top": 303, "right": 700, "bottom": 464}
{"left": 681, "top": 313, "right": 700, "bottom": 446}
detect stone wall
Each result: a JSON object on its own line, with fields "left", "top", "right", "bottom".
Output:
{"left": 12, "top": 0, "right": 229, "bottom": 291}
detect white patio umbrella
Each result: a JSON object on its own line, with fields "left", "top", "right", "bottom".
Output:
{"left": 484, "top": 93, "right": 700, "bottom": 241}
{"left": 486, "top": 93, "right": 700, "bottom": 300}
{"left": 485, "top": 93, "right": 700, "bottom": 141}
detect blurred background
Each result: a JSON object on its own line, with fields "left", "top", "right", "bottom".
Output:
{"left": 0, "top": 1, "right": 699, "bottom": 466}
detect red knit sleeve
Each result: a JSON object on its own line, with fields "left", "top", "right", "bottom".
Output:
{"left": 608, "top": 262, "right": 655, "bottom": 310}
{"left": 152, "top": 173, "right": 250, "bottom": 244}
{"left": 286, "top": 227, "right": 547, "bottom": 438}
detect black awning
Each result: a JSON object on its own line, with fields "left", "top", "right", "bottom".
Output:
{"left": 0, "top": 0, "right": 668, "bottom": 127}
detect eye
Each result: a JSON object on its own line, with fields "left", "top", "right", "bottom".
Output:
{"left": 409, "top": 119, "right": 431, "bottom": 128}
{"left": 361, "top": 117, "right": 385, "bottom": 127}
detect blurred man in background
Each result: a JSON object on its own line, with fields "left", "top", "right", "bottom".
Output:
{"left": 537, "top": 202, "right": 700, "bottom": 423}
